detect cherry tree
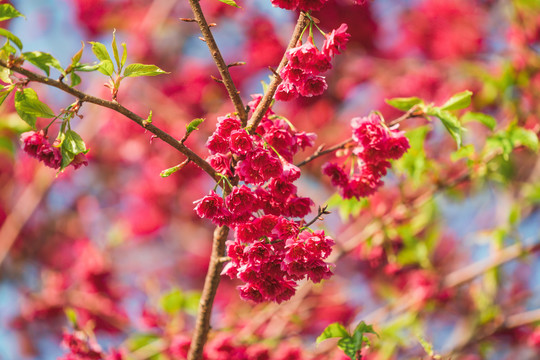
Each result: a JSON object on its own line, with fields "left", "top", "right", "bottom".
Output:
{"left": 0, "top": 1, "right": 539, "bottom": 360}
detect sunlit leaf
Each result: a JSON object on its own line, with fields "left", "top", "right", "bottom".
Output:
{"left": 23, "top": 51, "right": 63, "bottom": 76}
{"left": 186, "top": 118, "right": 204, "bottom": 135}
{"left": 14, "top": 88, "right": 55, "bottom": 128}
{"left": 316, "top": 322, "right": 349, "bottom": 344}
{"left": 97, "top": 60, "right": 114, "bottom": 76}
{"left": 0, "top": 4, "right": 24, "bottom": 22}
{"left": 89, "top": 41, "right": 111, "bottom": 62}
{"left": 440, "top": 90, "right": 472, "bottom": 111}
{"left": 123, "top": 63, "right": 169, "bottom": 77}
{"left": 385, "top": 97, "right": 424, "bottom": 111}
{"left": 461, "top": 112, "right": 496, "bottom": 131}
{"left": 0, "top": 28, "right": 22, "bottom": 49}
{"left": 160, "top": 288, "right": 184, "bottom": 314}
{"left": 112, "top": 29, "right": 121, "bottom": 71}
{"left": 217, "top": 0, "right": 241, "bottom": 8}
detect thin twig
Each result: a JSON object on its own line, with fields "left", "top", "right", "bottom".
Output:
{"left": 387, "top": 105, "right": 423, "bottom": 127}
{"left": 0, "top": 60, "right": 219, "bottom": 182}
{"left": 246, "top": 12, "right": 309, "bottom": 133}
{"left": 297, "top": 138, "right": 353, "bottom": 167}
{"left": 186, "top": 0, "right": 247, "bottom": 124}
{"left": 303, "top": 205, "right": 330, "bottom": 228}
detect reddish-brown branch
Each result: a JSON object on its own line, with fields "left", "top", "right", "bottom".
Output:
{"left": 186, "top": 0, "right": 247, "bottom": 125}
{"left": 246, "top": 12, "right": 309, "bottom": 133}
{"left": 0, "top": 60, "right": 219, "bottom": 182}
{"left": 296, "top": 137, "right": 354, "bottom": 167}
{"left": 187, "top": 225, "right": 230, "bottom": 360}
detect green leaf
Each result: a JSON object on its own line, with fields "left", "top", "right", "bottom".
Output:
{"left": 0, "top": 28, "right": 22, "bottom": 49}
{"left": 59, "top": 130, "right": 86, "bottom": 170}
{"left": 23, "top": 51, "right": 63, "bottom": 76}
{"left": 70, "top": 72, "right": 81, "bottom": 87}
{"left": 1, "top": 41, "right": 17, "bottom": 56}
{"left": 60, "top": 145, "right": 75, "bottom": 169}
{"left": 14, "top": 89, "right": 54, "bottom": 127}
{"left": 0, "top": 136, "right": 14, "bottom": 156}
{"left": 336, "top": 337, "right": 357, "bottom": 360}
{"left": 510, "top": 127, "right": 539, "bottom": 152}
{"left": 353, "top": 321, "right": 378, "bottom": 338}
{"left": 121, "top": 43, "right": 127, "bottom": 68}
{"left": 431, "top": 108, "right": 462, "bottom": 148}
{"left": 97, "top": 60, "right": 114, "bottom": 76}
{"left": 486, "top": 132, "right": 513, "bottom": 159}
{"left": 64, "top": 307, "right": 78, "bottom": 327}
{"left": 451, "top": 144, "right": 475, "bottom": 162}
{"left": 183, "top": 291, "right": 201, "bottom": 315}
{"left": 111, "top": 29, "right": 121, "bottom": 71}
{"left": 74, "top": 63, "right": 101, "bottom": 72}
{"left": 186, "top": 118, "right": 204, "bottom": 135}
{"left": 440, "top": 90, "right": 473, "bottom": 111}
{"left": 160, "top": 164, "right": 181, "bottom": 178}
{"left": 0, "top": 4, "right": 24, "bottom": 22}
{"left": 144, "top": 110, "right": 153, "bottom": 125}
{"left": 71, "top": 41, "right": 84, "bottom": 65}
{"left": 393, "top": 126, "right": 430, "bottom": 186}
{"left": 508, "top": 203, "right": 521, "bottom": 226}
{"left": 62, "top": 130, "right": 87, "bottom": 155}
{"left": 0, "top": 64, "right": 10, "bottom": 83}
{"left": 316, "top": 322, "right": 350, "bottom": 344}
{"left": 89, "top": 41, "right": 111, "bottom": 62}
{"left": 327, "top": 193, "right": 367, "bottom": 220}
{"left": 123, "top": 63, "right": 169, "bottom": 77}
{"left": 217, "top": 0, "right": 241, "bottom": 7}
{"left": 385, "top": 97, "right": 424, "bottom": 111}
{"left": 126, "top": 333, "right": 161, "bottom": 352}
{"left": 0, "top": 85, "right": 14, "bottom": 106}
{"left": 461, "top": 112, "right": 496, "bottom": 131}
{"left": 160, "top": 288, "right": 184, "bottom": 314}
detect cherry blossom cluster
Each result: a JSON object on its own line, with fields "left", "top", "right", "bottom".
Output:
{"left": 60, "top": 330, "right": 123, "bottom": 360}
{"left": 276, "top": 24, "right": 351, "bottom": 101}
{"left": 271, "top": 0, "right": 329, "bottom": 11}
{"left": 20, "top": 131, "right": 62, "bottom": 169}
{"left": 20, "top": 130, "right": 88, "bottom": 170}
{"left": 323, "top": 113, "right": 410, "bottom": 199}
{"left": 195, "top": 96, "right": 334, "bottom": 303}
{"left": 168, "top": 334, "right": 309, "bottom": 359}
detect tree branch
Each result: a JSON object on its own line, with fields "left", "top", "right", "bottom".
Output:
{"left": 187, "top": 225, "right": 230, "bottom": 360}
{"left": 0, "top": 60, "right": 218, "bottom": 182}
{"left": 296, "top": 137, "right": 354, "bottom": 167}
{"left": 246, "top": 12, "right": 309, "bottom": 133}
{"left": 186, "top": 0, "right": 247, "bottom": 125}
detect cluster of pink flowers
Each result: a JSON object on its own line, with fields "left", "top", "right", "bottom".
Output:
{"left": 323, "top": 113, "right": 410, "bottom": 199}
{"left": 60, "top": 331, "right": 123, "bottom": 360}
{"left": 168, "top": 334, "right": 309, "bottom": 359}
{"left": 271, "top": 0, "right": 329, "bottom": 11}
{"left": 20, "top": 131, "right": 62, "bottom": 169}
{"left": 195, "top": 96, "right": 334, "bottom": 303}
{"left": 20, "top": 130, "right": 88, "bottom": 170}
{"left": 276, "top": 24, "right": 350, "bottom": 101}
